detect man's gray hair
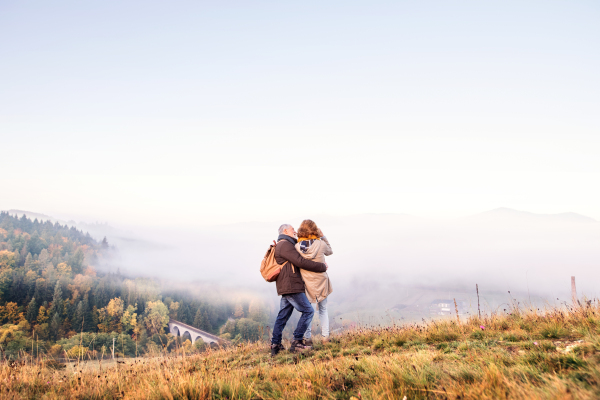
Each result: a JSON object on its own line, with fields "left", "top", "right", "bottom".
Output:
{"left": 278, "top": 224, "right": 292, "bottom": 235}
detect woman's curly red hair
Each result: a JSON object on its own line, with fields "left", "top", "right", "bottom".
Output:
{"left": 297, "top": 219, "right": 320, "bottom": 238}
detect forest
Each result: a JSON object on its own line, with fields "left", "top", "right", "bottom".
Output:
{"left": 0, "top": 212, "right": 269, "bottom": 359}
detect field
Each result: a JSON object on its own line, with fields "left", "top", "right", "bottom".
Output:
{"left": 2, "top": 301, "right": 600, "bottom": 399}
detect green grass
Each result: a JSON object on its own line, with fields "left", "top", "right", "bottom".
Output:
{"left": 2, "top": 302, "right": 600, "bottom": 399}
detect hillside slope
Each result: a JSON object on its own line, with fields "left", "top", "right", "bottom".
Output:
{"left": 3, "top": 302, "right": 600, "bottom": 399}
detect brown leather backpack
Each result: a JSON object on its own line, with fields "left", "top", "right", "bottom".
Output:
{"left": 260, "top": 242, "right": 288, "bottom": 282}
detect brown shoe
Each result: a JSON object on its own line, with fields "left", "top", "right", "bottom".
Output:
{"left": 303, "top": 339, "right": 313, "bottom": 347}
{"left": 290, "top": 340, "right": 311, "bottom": 352}
{"left": 270, "top": 343, "right": 285, "bottom": 357}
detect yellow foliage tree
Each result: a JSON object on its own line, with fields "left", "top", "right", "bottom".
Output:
{"left": 68, "top": 274, "right": 93, "bottom": 301}
{"left": 98, "top": 298, "right": 125, "bottom": 333}
{"left": 233, "top": 302, "right": 245, "bottom": 318}
{"left": 0, "top": 250, "right": 17, "bottom": 269}
{"left": 0, "top": 324, "right": 20, "bottom": 345}
{"left": 0, "top": 302, "right": 24, "bottom": 324}
{"left": 121, "top": 304, "right": 140, "bottom": 339}
{"left": 106, "top": 298, "right": 124, "bottom": 317}
{"left": 169, "top": 301, "right": 180, "bottom": 319}
{"left": 37, "top": 306, "right": 48, "bottom": 324}
{"left": 66, "top": 345, "right": 88, "bottom": 359}
{"left": 56, "top": 262, "right": 72, "bottom": 278}
{"left": 144, "top": 300, "right": 169, "bottom": 335}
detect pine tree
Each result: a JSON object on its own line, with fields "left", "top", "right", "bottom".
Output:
{"left": 193, "top": 308, "right": 203, "bottom": 328}
{"left": 202, "top": 311, "right": 212, "bottom": 332}
{"left": 69, "top": 248, "right": 85, "bottom": 274}
{"left": 24, "top": 253, "right": 34, "bottom": 270}
{"left": 33, "top": 279, "right": 46, "bottom": 303}
{"left": 50, "top": 281, "right": 62, "bottom": 316}
{"left": 26, "top": 297, "right": 38, "bottom": 324}
{"left": 73, "top": 301, "right": 84, "bottom": 332}
{"left": 180, "top": 304, "right": 193, "bottom": 325}
{"left": 50, "top": 312, "right": 61, "bottom": 340}
{"left": 38, "top": 249, "right": 50, "bottom": 268}
{"left": 81, "top": 295, "right": 93, "bottom": 332}
{"left": 91, "top": 306, "right": 99, "bottom": 332}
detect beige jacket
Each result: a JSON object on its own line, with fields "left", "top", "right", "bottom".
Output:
{"left": 295, "top": 237, "right": 333, "bottom": 303}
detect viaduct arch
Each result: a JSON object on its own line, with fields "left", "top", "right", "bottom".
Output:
{"left": 167, "top": 319, "right": 225, "bottom": 345}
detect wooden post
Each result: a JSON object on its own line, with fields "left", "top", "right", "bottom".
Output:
{"left": 112, "top": 337, "right": 115, "bottom": 360}
{"left": 453, "top": 298, "right": 460, "bottom": 324}
{"left": 571, "top": 276, "right": 578, "bottom": 306}
{"left": 476, "top": 284, "right": 481, "bottom": 319}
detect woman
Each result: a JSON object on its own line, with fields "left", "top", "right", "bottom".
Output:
{"left": 295, "top": 219, "right": 333, "bottom": 344}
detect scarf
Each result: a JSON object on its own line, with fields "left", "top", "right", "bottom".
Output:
{"left": 277, "top": 234, "right": 297, "bottom": 245}
{"left": 298, "top": 235, "right": 320, "bottom": 253}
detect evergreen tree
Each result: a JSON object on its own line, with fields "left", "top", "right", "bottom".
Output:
{"left": 50, "top": 281, "right": 62, "bottom": 316}
{"left": 24, "top": 253, "right": 34, "bottom": 270}
{"left": 50, "top": 312, "right": 61, "bottom": 340}
{"left": 69, "top": 248, "right": 85, "bottom": 274}
{"left": 81, "top": 295, "right": 93, "bottom": 332}
{"left": 26, "top": 297, "right": 38, "bottom": 324}
{"left": 73, "top": 301, "right": 84, "bottom": 332}
{"left": 33, "top": 279, "right": 46, "bottom": 303}
{"left": 193, "top": 308, "right": 203, "bottom": 328}
{"left": 38, "top": 249, "right": 50, "bottom": 268}
{"left": 193, "top": 308, "right": 212, "bottom": 332}
{"left": 202, "top": 311, "right": 212, "bottom": 332}
{"left": 180, "top": 304, "right": 193, "bottom": 325}
{"left": 92, "top": 306, "right": 99, "bottom": 332}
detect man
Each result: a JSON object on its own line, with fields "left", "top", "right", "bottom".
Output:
{"left": 270, "top": 223, "right": 327, "bottom": 356}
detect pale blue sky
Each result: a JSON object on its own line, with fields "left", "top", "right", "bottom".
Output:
{"left": 1, "top": 1, "right": 599, "bottom": 226}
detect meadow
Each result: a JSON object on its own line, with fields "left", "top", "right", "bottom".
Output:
{"left": 2, "top": 300, "right": 600, "bottom": 399}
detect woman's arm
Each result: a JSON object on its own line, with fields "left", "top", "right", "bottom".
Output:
{"left": 321, "top": 236, "right": 333, "bottom": 256}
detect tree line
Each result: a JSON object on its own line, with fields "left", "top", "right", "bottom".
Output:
{"left": 0, "top": 212, "right": 270, "bottom": 358}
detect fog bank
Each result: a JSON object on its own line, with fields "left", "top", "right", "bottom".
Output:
{"left": 83, "top": 208, "right": 599, "bottom": 310}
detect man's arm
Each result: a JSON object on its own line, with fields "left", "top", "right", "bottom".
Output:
{"left": 278, "top": 242, "right": 327, "bottom": 273}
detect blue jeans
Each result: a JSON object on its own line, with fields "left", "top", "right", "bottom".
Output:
{"left": 304, "top": 297, "right": 329, "bottom": 339}
{"left": 271, "top": 292, "right": 314, "bottom": 344}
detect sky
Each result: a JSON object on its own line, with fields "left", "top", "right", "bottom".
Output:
{"left": 1, "top": 0, "right": 599, "bottom": 227}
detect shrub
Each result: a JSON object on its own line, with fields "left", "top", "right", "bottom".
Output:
{"left": 427, "top": 327, "right": 459, "bottom": 343}
{"left": 539, "top": 322, "right": 569, "bottom": 339}
{"left": 503, "top": 331, "right": 528, "bottom": 342}
{"left": 66, "top": 345, "right": 88, "bottom": 359}
{"left": 49, "top": 344, "right": 63, "bottom": 357}
{"left": 470, "top": 330, "right": 485, "bottom": 340}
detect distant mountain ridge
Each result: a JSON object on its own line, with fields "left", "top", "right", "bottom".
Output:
{"left": 5, "top": 209, "right": 58, "bottom": 223}
{"left": 467, "top": 207, "right": 597, "bottom": 223}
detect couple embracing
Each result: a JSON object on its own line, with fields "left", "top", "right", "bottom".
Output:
{"left": 268, "top": 219, "right": 333, "bottom": 356}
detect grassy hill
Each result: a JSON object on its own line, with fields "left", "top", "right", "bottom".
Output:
{"left": 2, "top": 301, "right": 600, "bottom": 399}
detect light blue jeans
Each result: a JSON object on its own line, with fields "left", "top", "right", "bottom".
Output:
{"left": 304, "top": 297, "right": 329, "bottom": 339}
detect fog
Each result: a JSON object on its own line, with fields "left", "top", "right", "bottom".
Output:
{"left": 39, "top": 207, "right": 594, "bottom": 321}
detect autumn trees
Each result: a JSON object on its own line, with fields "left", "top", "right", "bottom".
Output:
{"left": 0, "top": 212, "right": 270, "bottom": 358}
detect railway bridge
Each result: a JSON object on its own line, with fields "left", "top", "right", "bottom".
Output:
{"left": 167, "top": 319, "right": 225, "bottom": 345}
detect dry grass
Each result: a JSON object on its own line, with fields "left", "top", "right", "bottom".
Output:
{"left": 2, "top": 301, "right": 600, "bottom": 399}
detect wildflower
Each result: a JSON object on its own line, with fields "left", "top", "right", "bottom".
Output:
{"left": 480, "top": 325, "right": 485, "bottom": 330}
{"left": 534, "top": 342, "right": 539, "bottom": 346}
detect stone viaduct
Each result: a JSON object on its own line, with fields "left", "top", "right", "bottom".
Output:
{"left": 167, "top": 319, "right": 225, "bottom": 345}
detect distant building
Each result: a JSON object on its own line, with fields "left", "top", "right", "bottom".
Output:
{"left": 429, "top": 299, "right": 467, "bottom": 315}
